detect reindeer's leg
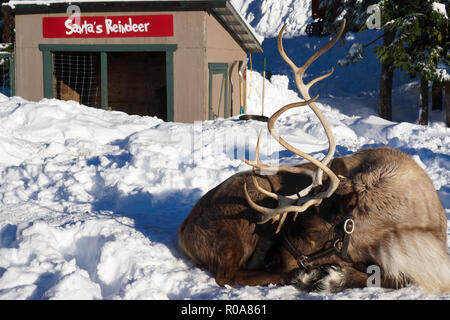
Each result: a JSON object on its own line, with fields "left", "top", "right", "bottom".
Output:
{"left": 216, "top": 268, "right": 291, "bottom": 287}
{"left": 290, "top": 265, "right": 345, "bottom": 293}
{"left": 290, "top": 263, "right": 409, "bottom": 293}
{"left": 214, "top": 240, "right": 289, "bottom": 287}
{"left": 246, "top": 237, "right": 274, "bottom": 270}
{"left": 290, "top": 264, "right": 369, "bottom": 293}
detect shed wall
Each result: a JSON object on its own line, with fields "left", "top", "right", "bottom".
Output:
{"left": 206, "top": 12, "right": 246, "bottom": 118}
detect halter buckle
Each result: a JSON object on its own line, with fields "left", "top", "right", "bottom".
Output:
{"left": 333, "top": 239, "right": 343, "bottom": 251}
{"left": 298, "top": 255, "right": 311, "bottom": 269}
{"left": 344, "top": 218, "right": 355, "bottom": 234}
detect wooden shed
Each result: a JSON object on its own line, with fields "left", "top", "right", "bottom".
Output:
{"left": 5, "top": 0, "right": 262, "bottom": 122}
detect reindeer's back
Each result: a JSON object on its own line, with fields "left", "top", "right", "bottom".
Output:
{"left": 339, "top": 148, "right": 449, "bottom": 292}
{"left": 335, "top": 147, "right": 446, "bottom": 248}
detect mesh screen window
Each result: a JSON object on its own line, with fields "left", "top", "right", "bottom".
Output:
{"left": 53, "top": 52, "right": 101, "bottom": 108}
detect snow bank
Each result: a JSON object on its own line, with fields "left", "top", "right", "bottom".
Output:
{"left": 0, "top": 68, "right": 449, "bottom": 299}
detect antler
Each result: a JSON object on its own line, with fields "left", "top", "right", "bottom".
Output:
{"left": 244, "top": 19, "right": 346, "bottom": 233}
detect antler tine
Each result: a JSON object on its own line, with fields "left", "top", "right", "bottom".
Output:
{"left": 249, "top": 175, "right": 291, "bottom": 233}
{"left": 244, "top": 129, "right": 263, "bottom": 170}
{"left": 243, "top": 99, "right": 317, "bottom": 228}
{"left": 305, "top": 67, "right": 334, "bottom": 92}
{"left": 268, "top": 109, "right": 339, "bottom": 199}
{"left": 243, "top": 97, "right": 320, "bottom": 228}
{"left": 243, "top": 97, "right": 320, "bottom": 177}
{"left": 278, "top": 20, "right": 345, "bottom": 169}
{"left": 278, "top": 21, "right": 346, "bottom": 88}
{"left": 250, "top": 175, "right": 295, "bottom": 202}
{"left": 244, "top": 181, "right": 321, "bottom": 225}
{"left": 267, "top": 93, "right": 336, "bottom": 188}
{"left": 275, "top": 213, "right": 288, "bottom": 234}
{"left": 249, "top": 174, "right": 317, "bottom": 231}
{"left": 250, "top": 174, "right": 316, "bottom": 209}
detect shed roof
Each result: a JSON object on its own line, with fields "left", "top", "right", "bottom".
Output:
{"left": 4, "top": 0, "right": 263, "bottom": 53}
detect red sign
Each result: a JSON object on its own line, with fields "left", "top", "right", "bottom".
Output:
{"left": 43, "top": 15, "right": 174, "bottom": 38}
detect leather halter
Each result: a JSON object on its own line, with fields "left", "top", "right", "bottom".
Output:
{"left": 282, "top": 217, "right": 355, "bottom": 270}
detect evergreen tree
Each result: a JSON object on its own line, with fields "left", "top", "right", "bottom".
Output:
{"left": 378, "top": 1, "right": 448, "bottom": 124}
{"left": 376, "top": 1, "right": 447, "bottom": 80}
{"left": 322, "top": 0, "right": 449, "bottom": 124}
{"left": 443, "top": 1, "right": 450, "bottom": 126}
{"left": 321, "top": 0, "right": 396, "bottom": 120}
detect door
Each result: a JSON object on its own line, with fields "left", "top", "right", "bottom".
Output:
{"left": 208, "top": 63, "right": 229, "bottom": 120}
{"left": 107, "top": 51, "right": 167, "bottom": 119}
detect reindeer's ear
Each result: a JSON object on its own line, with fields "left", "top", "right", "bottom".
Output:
{"left": 334, "top": 175, "right": 354, "bottom": 196}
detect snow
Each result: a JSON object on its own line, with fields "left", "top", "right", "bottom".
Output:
{"left": 337, "top": 42, "right": 364, "bottom": 66}
{"left": 437, "top": 61, "right": 450, "bottom": 82}
{"left": 432, "top": 2, "right": 448, "bottom": 19}
{"left": 0, "top": 0, "right": 449, "bottom": 301}
{"left": 0, "top": 69, "right": 449, "bottom": 299}
{"left": 231, "top": 0, "right": 313, "bottom": 38}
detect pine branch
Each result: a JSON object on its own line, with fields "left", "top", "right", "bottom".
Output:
{"left": 363, "top": 33, "right": 386, "bottom": 48}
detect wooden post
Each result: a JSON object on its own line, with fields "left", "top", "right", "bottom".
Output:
{"left": 446, "top": 82, "right": 450, "bottom": 127}
{"left": 100, "top": 51, "right": 108, "bottom": 110}
{"left": 419, "top": 77, "right": 429, "bottom": 125}
{"left": 432, "top": 81, "right": 443, "bottom": 111}
{"left": 243, "top": 68, "right": 247, "bottom": 114}
{"left": 239, "top": 58, "right": 248, "bottom": 115}
{"left": 42, "top": 50, "right": 54, "bottom": 99}
{"left": 248, "top": 53, "right": 252, "bottom": 99}
{"left": 378, "top": 30, "right": 395, "bottom": 121}
{"left": 1, "top": 5, "right": 14, "bottom": 43}
{"left": 262, "top": 58, "right": 266, "bottom": 116}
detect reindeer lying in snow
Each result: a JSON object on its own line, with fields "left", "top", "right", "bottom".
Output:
{"left": 178, "top": 20, "right": 450, "bottom": 293}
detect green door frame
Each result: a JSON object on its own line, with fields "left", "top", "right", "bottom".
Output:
{"left": 39, "top": 44, "right": 177, "bottom": 121}
{"left": 208, "top": 63, "right": 229, "bottom": 120}
{"left": 0, "top": 52, "right": 15, "bottom": 96}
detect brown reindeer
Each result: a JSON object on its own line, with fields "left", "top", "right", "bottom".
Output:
{"left": 178, "top": 20, "right": 450, "bottom": 293}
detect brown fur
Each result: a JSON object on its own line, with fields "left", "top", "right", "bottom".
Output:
{"left": 178, "top": 147, "right": 450, "bottom": 293}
